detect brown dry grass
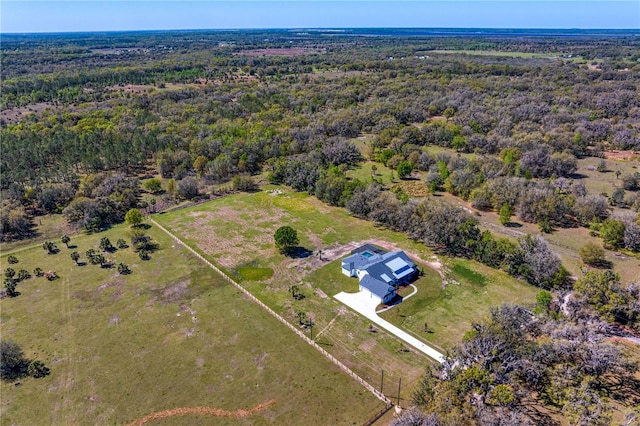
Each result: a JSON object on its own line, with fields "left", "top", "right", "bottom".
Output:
{"left": 127, "top": 400, "right": 276, "bottom": 425}
{"left": 603, "top": 150, "right": 640, "bottom": 161}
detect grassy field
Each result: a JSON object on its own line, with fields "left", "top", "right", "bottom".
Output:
{"left": 0, "top": 214, "right": 73, "bottom": 254}
{"left": 380, "top": 259, "right": 540, "bottom": 349}
{"left": 0, "top": 223, "right": 383, "bottom": 425}
{"left": 155, "top": 186, "right": 543, "bottom": 399}
{"left": 576, "top": 156, "right": 640, "bottom": 198}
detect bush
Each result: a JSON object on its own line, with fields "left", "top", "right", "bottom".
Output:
{"left": 7, "top": 255, "right": 18, "bottom": 264}
{"left": 16, "top": 270, "right": 30, "bottom": 281}
{"left": 579, "top": 243, "right": 608, "bottom": 268}
{"left": 143, "top": 178, "right": 162, "bottom": 193}
{"left": 397, "top": 161, "right": 413, "bottom": 179}
{"left": 177, "top": 177, "right": 199, "bottom": 200}
{"left": 117, "top": 262, "right": 131, "bottom": 275}
{"left": 231, "top": 175, "right": 258, "bottom": 192}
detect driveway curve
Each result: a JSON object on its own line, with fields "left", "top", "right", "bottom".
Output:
{"left": 334, "top": 290, "right": 445, "bottom": 363}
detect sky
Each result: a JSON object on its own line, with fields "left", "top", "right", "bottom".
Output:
{"left": 1, "top": 1, "right": 639, "bottom": 33}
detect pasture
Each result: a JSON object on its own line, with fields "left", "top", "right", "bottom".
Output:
{"left": 0, "top": 223, "right": 383, "bottom": 425}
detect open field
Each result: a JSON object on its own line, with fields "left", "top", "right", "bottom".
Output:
{"left": 155, "top": 186, "right": 543, "bottom": 399}
{"left": 0, "top": 223, "right": 383, "bottom": 425}
{"left": 0, "top": 214, "right": 75, "bottom": 254}
{"left": 576, "top": 156, "right": 640, "bottom": 198}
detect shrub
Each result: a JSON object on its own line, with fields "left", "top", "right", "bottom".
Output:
{"left": 579, "top": 243, "right": 608, "bottom": 268}
{"left": 7, "top": 255, "right": 18, "bottom": 264}
{"left": 117, "top": 263, "right": 131, "bottom": 275}
{"left": 231, "top": 175, "right": 258, "bottom": 192}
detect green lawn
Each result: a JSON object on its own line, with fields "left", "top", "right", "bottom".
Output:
{"left": 380, "top": 259, "right": 540, "bottom": 350}
{"left": 0, "top": 223, "right": 383, "bottom": 425}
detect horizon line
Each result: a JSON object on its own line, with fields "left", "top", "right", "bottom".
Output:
{"left": 2, "top": 26, "right": 638, "bottom": 36}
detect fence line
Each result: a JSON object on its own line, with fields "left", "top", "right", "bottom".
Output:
{"left": 151, "top": 219, "right": 392, "bottom": 407}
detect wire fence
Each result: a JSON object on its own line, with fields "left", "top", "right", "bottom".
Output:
{"left": 151, "top": 218, "right": 392, "bottom": 407}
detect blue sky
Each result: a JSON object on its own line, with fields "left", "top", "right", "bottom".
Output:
{"left": 2, "top": 1, "right": 638, "bottom": 33}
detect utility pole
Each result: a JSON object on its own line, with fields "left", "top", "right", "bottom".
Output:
{"left": 307, "top": 320, "right": 314, "bottom": 340}
{"left": 380, "top": 370, "right": 384, "bottom": 394}
{"left": 397, "top": 377, "right": 402, "bottom": 407}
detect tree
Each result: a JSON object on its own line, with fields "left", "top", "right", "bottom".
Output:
{"left": 4, "top": 268, "right": 15, "bottom": 279}
{"left": 7, "top": 255, "right": 18, "bottom": 264}
{"left": 116, "top": 239, "right": 128, "bottom": 249}
{"left": 499, "top": 203, "right": 513, "bottom": 226}
{"left": 166, "top": 178, "right": 177, "bottom": 195}
{"left": 579, "top": 243, "right": 608, "bottom": 268}
{"left": 177, "top": 177, "right": 199, "bottom": 200}
{"left": 91, "top": 253, "right": 106, "bottom": 266}
{"left": 117, "top": 262, "right": 131, "bottom": 275}
{"left": 70, "top": 251, "right": 80, "bottom": 265}
{"left": 42, "top": 241, "right": 57, "bottom": 254}
{"left": 397, "top": 161, "right": 413, "bottom": 179}
{"left": 4, "top": 278, "right": 17, "bottom": 297}
{"left": 143, "top": 178, "right": 162, "bottom": 193}
{"left": 33, "top": 267, "right": 43, "bottom": 277}
{"left": 0, "top": 341, "right": 28, "bottom": 381}
{"left": 534, "top": 290, "right": 553, "bottom": 315}
{"left": 61, "top": 234, "right": 70, "bottom": 248}
{"left": 99, "top": 237, "right": 114, "bottom": 252}
{"left": 125, "top": 208, "right": 143, "bottom": 227}
{"left": 274, "top": 226, "right": 299, "bottom": 255}
{"left": 600, "top": 219, "right": 625, "bottom": 249}
{"left": 574, "top": 270, "right": 628, "bottom": 322}
{"left": 16, "top": 270, "right": 30, "bottom": 281}
{"left": 193, "top": 155, "right": 208, "bottom": 178}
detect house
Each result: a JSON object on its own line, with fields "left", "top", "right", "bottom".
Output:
{"left": 341, "top": 245, "right": 417, "bottom": 304}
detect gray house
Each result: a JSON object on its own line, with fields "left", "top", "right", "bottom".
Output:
{"left": 341, "top": 245, "right": 417, "bottom": 304}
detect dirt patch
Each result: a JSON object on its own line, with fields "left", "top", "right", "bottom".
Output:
{"left": 603, "top": 150, "right": 640, "bottom": 161}
{"left": 1, "top": 102, "right": 55, "bottom": 124}
{"left": 254, "top": 352, "right": 269, "bottom": 370}
{"left": 233, "top": 48, "right": 325, "bottom": 57}
{"left": 183, "top": 208, "right": 289, "bottom": 268}
{"left": 126, "top": 400, "right": 276, "bottom": 426}
{"left": 359, "top": 339, "right": 376, "bottom": 352}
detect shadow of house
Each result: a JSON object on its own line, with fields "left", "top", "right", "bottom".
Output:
{"left": 341, "top": 244, "right": 418, "bottom": 304}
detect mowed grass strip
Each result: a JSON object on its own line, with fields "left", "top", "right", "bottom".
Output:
{"left": 0, "top": 223, "right": 383, "bottom": 425}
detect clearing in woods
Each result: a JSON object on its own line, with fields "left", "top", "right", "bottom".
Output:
{"left": 0, "top": 223, "right": 383, "bottom": 425}
{"left": 156, "top": 185, "right": 541, "bottom": 400}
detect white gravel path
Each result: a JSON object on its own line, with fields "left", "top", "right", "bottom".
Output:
{"left": 334, "top": 290, "right": 445, "bottom": 363}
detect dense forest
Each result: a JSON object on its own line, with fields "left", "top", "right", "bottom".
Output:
{"left": 2, "top": 29, "right": 639, "bottom": 425}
